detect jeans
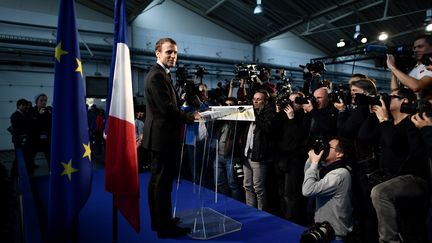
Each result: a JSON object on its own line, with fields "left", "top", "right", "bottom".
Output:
{"left": 243, "top": 159, "right": 268, "bottom": 210}
{"left": 216, "top": 155, "right": 242, "bottom": 201}
{"left": 370, "top": 174, "right": 429, "bottom": 243}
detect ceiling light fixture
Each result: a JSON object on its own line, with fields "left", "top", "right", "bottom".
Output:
{"left": 425, "top": 9, "right": 432, "bottom": 32}
{"left": 253, "top": 0, "right": 263, "bottom": 15}
{"left": 353, "top": 24, "right": 367, "bottom": 43}
{"left": 337, "top": 39, "right": 346, "bottom": 48}
{"left": 378, "top": 32, "right": 388, "bottom": 41}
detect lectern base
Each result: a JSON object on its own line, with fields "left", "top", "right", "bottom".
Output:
{"left": 177, "top": 207, "right": 242, "bottom": 240}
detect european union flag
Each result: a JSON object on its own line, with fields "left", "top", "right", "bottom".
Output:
{"left": 48, "top": 0, "right": 93, "bottom": 242}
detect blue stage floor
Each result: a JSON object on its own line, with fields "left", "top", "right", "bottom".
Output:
{"left": 32, "top": 169, "right": 311, "bottom": 242}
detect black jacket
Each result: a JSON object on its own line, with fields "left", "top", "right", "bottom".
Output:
{"left": 245, "top": 103, "right": 275, "bottom": 162}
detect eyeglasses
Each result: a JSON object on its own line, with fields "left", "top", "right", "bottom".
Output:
{"left": 390, "top": 94, "right": 403, "bottom": 100}
{"left": 329, "top": 146, "right": 337, "bottom": 150}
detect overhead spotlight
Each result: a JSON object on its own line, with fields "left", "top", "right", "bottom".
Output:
{"left": 378, "top": 32, "right": 388, "bottom": 41}
{"left": 337, "top": 39, "right": 346, "bottom": 48}
{"left": 425, "top": 9, "right": 432, "bottom": 32}
{"left": 253, "top": 0, "right": 263, "bottom": 15}
{"left": 353, "top": 24, "right": 367, "bottom": 43}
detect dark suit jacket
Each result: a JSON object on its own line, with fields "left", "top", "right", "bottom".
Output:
{"left": 10, "top": 110, "right": 30, "bottom": 146}
{"left": 143, "top": 64, "right": 194, "bottom": 152}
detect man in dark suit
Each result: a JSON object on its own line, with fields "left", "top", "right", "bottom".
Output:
{"left": 10, "top": 99, "right": 35, "bottom": 175}
{"left": 143, "top": 37, "right": 201, "bottom": 239}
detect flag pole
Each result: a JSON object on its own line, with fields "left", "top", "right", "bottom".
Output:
{"left": 112, "top": 196, "right": 118, "bottom": 243}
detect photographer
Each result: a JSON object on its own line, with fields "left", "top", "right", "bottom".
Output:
{"left": 180, "top": 83, "right": 210, "bottom": 186}
{"left": 388, "top": 35, "right": 432, "bottom": 94}
{"left": 10, "top": 99, "right": 35, "bottom": 175}
{"left": 213, "top": 97, "right": 245, "bottom": 201}
{"left": 302, "top": 137, "right": 353, "bottom": 240}
{"left": 362, "top": 88, "right": 429, "bottom": 242}
{"left": 29, "top": 93, "right": 52, "bottom": 169}
{"left": 303, "top": 87, "right": 339, "bottom": 143}
{"left": 273, "top": 91, "right": 310, "bottom": 224}
{"left": 336, "top": 79, "right": 379, "bottom": 242}
{"left": 243, "top": 90, "right": 275, "bottom": 211}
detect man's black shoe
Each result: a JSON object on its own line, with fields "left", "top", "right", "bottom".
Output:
{"left": 151, "top": 217, "right": 181, "bottom": 231}
{"left": 157, "top": 225, "right": 190, "bottom": 239}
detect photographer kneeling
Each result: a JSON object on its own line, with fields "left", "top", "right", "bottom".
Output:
{"left": 302, "top": 137, "right": 353, "bottom": 241}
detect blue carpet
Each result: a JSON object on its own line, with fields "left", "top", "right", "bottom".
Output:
{"left": 32, "top": 169, "right": 312, "bottom": 242}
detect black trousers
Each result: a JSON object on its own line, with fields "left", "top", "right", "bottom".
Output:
{"left": 148, "top": 150, "right": 178, "bottom": 230}
{"left": 274, "top": 152, "right": 307, "bottom": 225}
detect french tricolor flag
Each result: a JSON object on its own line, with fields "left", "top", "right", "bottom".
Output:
{"left": 105, "top": 0, "right": 140, "bottom": 232}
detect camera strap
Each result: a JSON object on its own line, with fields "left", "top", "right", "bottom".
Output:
{"left": 319, "top": 160, "right": 349, "bottom": 179}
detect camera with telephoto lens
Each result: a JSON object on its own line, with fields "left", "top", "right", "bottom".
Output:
{"left": 234, "top": 163, "right": 244, "bottom": 178}
{"left": 233, "top": 63, "right": 259, "bottom": 80}
{"left": 354, "top": 93, "right": 390, "bottom": 107}
{"left": 294, "top": 96, "right": 318, "bottom": 109}
{"left": 300, "top": 221, "right": 335, "bottom": 243}
{"left": 400, "top": 98, "right": 432, "bottom": 116}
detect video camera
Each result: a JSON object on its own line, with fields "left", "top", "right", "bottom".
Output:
{"left": 365, "top": 44, "right": 416, "bottom": 73}
{"left": 195, "top": 65, "right": 207, "bottom": 80}
{"left": 299, "top": 61, "right": 326, "bottom": 74}
{"left": 233, "top": 63, "right": 260, "bottom": 80}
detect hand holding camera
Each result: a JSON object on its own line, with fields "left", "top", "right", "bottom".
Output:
{"left": 372, "top": 98, "right": 389, "bottom": 123}
{"left": 411, "top": 112, "right": 432, "bottom": 129}
{"left": 308, "top": 149, "right": 324, "bottom": 164}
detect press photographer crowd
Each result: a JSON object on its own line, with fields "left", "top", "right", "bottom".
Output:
{"left": 170, "top": 34, "right": 432, "bottom": 243}
{"left": 7, "top": 35, "right": 432, "bottom": 242}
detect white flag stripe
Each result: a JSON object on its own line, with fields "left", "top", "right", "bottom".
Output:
{"left": 109, "top": 43, "right": 135, "bottom": 124}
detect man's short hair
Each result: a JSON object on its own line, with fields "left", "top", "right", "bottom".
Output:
{"left": 225, "top": 97, "right": 238, "bottom": 105}
{"left": 155, "top": 38, "right": 177, "bottom": 52}
{"left": 396, "top": 88, "right": 417, "bottom": 103}
{"left": 332, "top": 137, "right": 353, "bottom": 161}
{"left": 414, "top": 35, "right": 432, "bottom": 46}
{"left": 16, "top": 99, "right": 28, "bottom": 108}
{"left": 255, "top": 89, "right": 270, "bottom": 101}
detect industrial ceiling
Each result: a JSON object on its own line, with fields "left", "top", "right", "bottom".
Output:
{"left": 76, "top": 0, "right": 432, "bottom": 56}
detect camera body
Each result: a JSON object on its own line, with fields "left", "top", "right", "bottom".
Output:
{"left": 328, "top": 84, "right": 351, "bottom": 105}
{"left": 300, "top": 221, "right": 335, "bottom": 243}
{"left": 295, "top": 96, "right": 318, "bottom": 109}
{"left": 275, "top": 91, "right": 293, "bottom": 110}
{"left": 400, "top": 98, "right": 432, "bottom": 115}
{"left": 354, "top": 93, "right": 390, "bottom": 107}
